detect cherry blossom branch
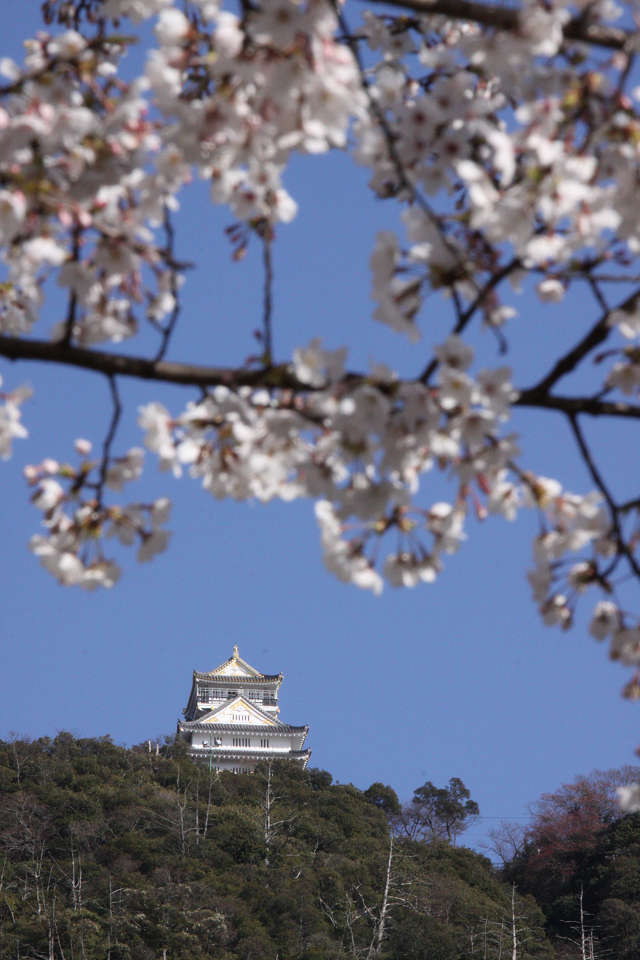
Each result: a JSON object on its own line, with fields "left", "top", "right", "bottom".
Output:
{"left": 332, "top": 0, "right": 474, "bottom": 310}
{"left": 3, "top": 333, "right": 640, "bottom": 426}
{"left": 366, "top": 0, "right": 633, "bottom": 50}
{"left": 0, "top": 33, "right": 136, "bottom": 97}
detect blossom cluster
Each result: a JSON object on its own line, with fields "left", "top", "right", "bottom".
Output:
{"left": 0, "top": 24, "right": 187, "bottom": 346}
{"left": 26, "top": 440, "right": 171, "bottom": 588}
{"left": 0, "top": 0, "right": 638, "bottom": 693}
{"left": 526, "top": 478, "right": 613, "bottom": 631}
{"left": 617, "top": 782, "right": 640, "bottom": 812}
{"left": 363, "top": 1, "right": 640, "bottom": 369}
{"left": 0, "top": 376, "right": 30, "bottom": 460}
{"left": 135, "top": 336, "right": 517, "bottom": 596}
{"left": 143, "top": 0, "right": 366, "bottom": 224}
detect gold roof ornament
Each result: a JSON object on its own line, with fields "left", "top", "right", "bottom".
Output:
{"left": 233, "top": 644, "right": 239, "bottom": 658}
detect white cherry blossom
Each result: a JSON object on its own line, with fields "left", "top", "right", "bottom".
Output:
{"left": 0, "top": 0, "right": 639, "bottom": 711}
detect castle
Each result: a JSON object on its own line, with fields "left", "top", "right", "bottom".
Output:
{"left": 177, "top": 646, "right": 311, "bottom": 772}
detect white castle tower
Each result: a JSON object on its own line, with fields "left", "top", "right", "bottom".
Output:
{"left": 177, "top": 645, "right": 311, "bottom": 772}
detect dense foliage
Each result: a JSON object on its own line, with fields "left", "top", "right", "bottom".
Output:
{"left": 0, "top": 735, "right": 549, "bottom": 959}
{"left": 503, "top": 768, "right": 640, "bottom": 959}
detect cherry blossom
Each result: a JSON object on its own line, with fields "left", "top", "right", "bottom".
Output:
{"left": 0, "top": 378, "right": 30, "bottom": 460}
{"left": 0, "top": 0, "right": 639, "bottom": 716}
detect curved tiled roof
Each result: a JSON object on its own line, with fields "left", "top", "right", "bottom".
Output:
{"left": 187, "top": 748, "right": 311, "bottom": 759}
{"left": 193, "top": 671, "right": 282, "bottom": 683}
{"left": 179, "top": 721, "right": 308, "bottom": 733}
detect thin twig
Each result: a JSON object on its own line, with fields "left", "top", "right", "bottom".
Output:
{"left": 262, "top": 227, "right": 274, "bottom": 365}
{"left": 587, "top": 275, "right": 610, "bottom": 315}
{"left": 567, "top": 412, "right": 640, "bottom": 579}
{"left": 155, "top": 206, "right": 182, "bottom": 362}
{"left": 61, "top": 224, "right": 82, "bottom": 348}
{"left": 96, "top": 376, "right": 122, "bottom": 507}
{"left": 420, "top": 257, "right": 520, "bottom": 382}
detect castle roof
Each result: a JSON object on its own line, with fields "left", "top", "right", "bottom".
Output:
{"left": 193, "top": 671, "right": 282, "bottom": 684}
{"left": 199, "top": 644, "right": 281, "bottom": 680}
{"left": 178, "top": 721, "right": 308, "bottom": 734}
{"left": 193, "top": 695, "right": 282, "bottom": 727}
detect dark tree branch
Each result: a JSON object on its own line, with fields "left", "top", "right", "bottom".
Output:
{"left": 587, "top": 275, "right": 610, "bottom": 316}
{"left": 620, "top": 496, "right": 640, "bottom": 513}
{"left": 528, "top": 317, "right": 610, "bottom": 394}
{"left": 514, "top": 390, "right": 640, "bottom": 419}
{"left": 3, "top": 333, "right": 640, "bottom": 424}
{"left": 526, "top": 285, "right": 640, "bottom": 396}
{"left": 366, "top": 0, "right": 632, "bottom": 51}
{"left": 0, "top": 333, "right": 314, "bottom": 390}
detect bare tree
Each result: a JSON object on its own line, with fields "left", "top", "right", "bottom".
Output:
{"left": 557, "top": 887, "right": 603, "bottom": 960}
{"left": 261, "top": 762, "right": 294, "bottom": 866}
{"left": 487, "top": 822, "right": 527, "bottom": 869}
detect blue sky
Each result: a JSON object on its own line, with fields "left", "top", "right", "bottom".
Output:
{"left": 1, "top": 2, "right": 639, "bottom": 858}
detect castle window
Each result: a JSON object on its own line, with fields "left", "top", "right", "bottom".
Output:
{"left": 260, "top": 738, "right": 270, "bottom": 748}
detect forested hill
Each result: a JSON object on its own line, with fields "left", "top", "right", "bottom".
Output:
{"left": 0, "top": 735, "right": 546, "bottom": 959}
{"left": 0, "top": 737, "right": 634, "bottom": 960}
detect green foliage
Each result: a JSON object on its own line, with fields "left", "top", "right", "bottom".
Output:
{"left": 364, "top": 782, "right": 401, "bottom": 817}
{"left": 0, "top": 737, "right": 553, "bottom": 959}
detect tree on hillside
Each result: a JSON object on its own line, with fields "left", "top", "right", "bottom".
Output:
{"left": 3, "top": 1, "right": 640, "bottom": 711}
{"left": 364, "top": 783, "right": 402, "bottom": 819}
{"left": 493, "top": 771, "right": 640, "bottom": 959}
{"left": 399, "top": 777, "right": 479, "bottom": 844}
{"left": 505, "top": 766, "right": 640, "bottom": 905}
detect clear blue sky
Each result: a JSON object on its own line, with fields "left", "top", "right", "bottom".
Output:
{"left": 1, "top": 2, "right": 638, "bottom": 858}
